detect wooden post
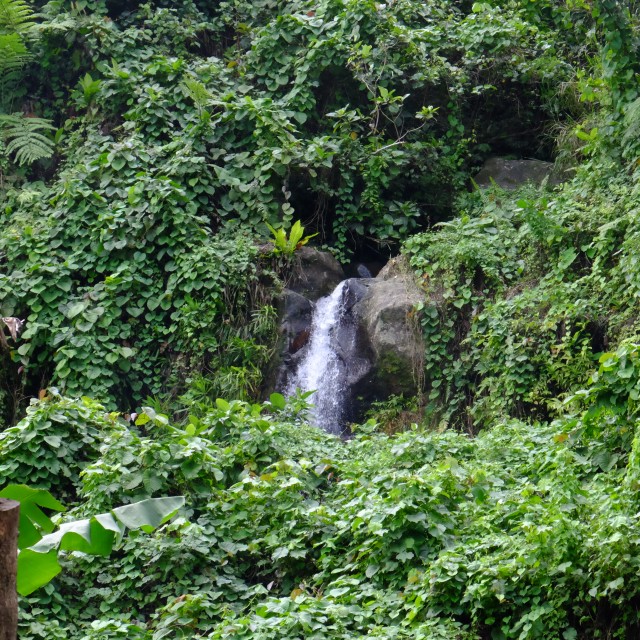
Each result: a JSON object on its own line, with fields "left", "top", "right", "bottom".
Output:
{"left": 0, "top": 498, "right": 19, "bottom": 640}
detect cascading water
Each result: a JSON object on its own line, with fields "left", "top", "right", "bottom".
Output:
{"left": 285, "top": 281, "right": 349, "bottom": 434}
{"left": 276, "top": 255, "right": 418, "bottom": 434}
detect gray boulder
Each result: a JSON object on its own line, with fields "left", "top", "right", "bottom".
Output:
{"left": 474, "top": 157, "right": 563, "bottom": 190}
{"left": 353, "top": 258, "right": 425, "bottom": 398}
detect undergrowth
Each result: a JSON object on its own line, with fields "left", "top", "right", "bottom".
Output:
{"left": 6, "top": 355, "right": 640, "bottom": 639}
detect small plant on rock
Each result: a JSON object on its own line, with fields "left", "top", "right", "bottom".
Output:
{"left": 266, "top": 220, "right": 317, "bottom": 256}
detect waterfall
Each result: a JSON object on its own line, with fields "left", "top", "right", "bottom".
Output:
{"left": 286, "top": 281, "right": 349, "bottom": 434}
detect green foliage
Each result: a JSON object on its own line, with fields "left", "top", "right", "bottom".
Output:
{"left": 0, "top": 484, "right": 65, "bottom": 548}
{"left": 0, "top": 0, "right": 55, "bottom": 171}
{"left": 364, "top": 394, "right": 421, "bottom": 434}
{"left": 569, "top": 341, "right": 640, "bottom": 416}
{"left": 404, "top": 146, "right": 640, "bottom": 429}
{"left": 0, "top": 483, "right": 184, "bottom": 596}
{"left": 0, "top": 114, "right": 55, "bottom": 165}
{"left": 2, "top": 306, "right": 640, "bottom": 640}
{"left": 621, "top": 97, "right": 640, "bottom": 160}
{"left": 0, "top": 0, "right": 593, "bottom": 412}
{"left": 0, "top": 392, "right": 120, "bottom": 501}
{"left": 266, "top": 219, "right": 317, "bottom": 255}
{"left": 0, "top": 0, "right": 34, "bottom": 83}
{"left": 17, "top": 495, "right": 184, "bottom": 596}
{"left": 5, "top": 0, "right": 640, "bottom": 638}
{"left": 0, "top": 185, "right": 267, "bottom": 407}
{"left": 591, "top": 0, "right": 640, "bottom": 107}
{"left": 11, "top": 380, "right": 640, "bottom": 639}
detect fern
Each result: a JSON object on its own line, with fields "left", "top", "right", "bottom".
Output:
{"left": 35, "top": 15, "right": 77, "bottom": 34}
{"left": 622, "top": 97, "right": 640, "bottom": 158}
{"left": 0, "top": 0, "right": 34, "bottom": 109}
{"left": 0, "top": 32, "right": 27, "bottom": 65}
{"left": 0, "top": 114, "right": 54, "bottom": 165}
{"left": 0, "top": 2, "right": 54, "bottom": 167}
{"left": 0, "top": 0, "right": 35, "bottom": 35}
{"left": 182, "top": 77, "right": 213, "bottom": 113}
{"left": 0, "top": 32, "right": 27, "bottom": 108}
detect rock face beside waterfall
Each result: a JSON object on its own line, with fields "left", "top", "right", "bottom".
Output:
{"left": 279, "top": 290, "right": 314, "bottom": 355}
{"left": 287, "top": 247, "right": 345, "bottom": 300}
{"left": 352, "top": 259, "right": 424, "bottom": 399}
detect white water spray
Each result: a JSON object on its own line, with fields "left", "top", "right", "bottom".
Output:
{"left": 286, "top": 281, "right": 348, "bottom": 434}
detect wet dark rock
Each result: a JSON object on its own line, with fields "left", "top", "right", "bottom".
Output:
{"left": 267, "top": 290, "right": 314, "bottom": 393}
{"left": 341, "top": 277, "right": 370, "bottom": 312}
{"left": 290, "top": 328, "right": 310, "bottom": 354}
{"left": 287, "top": 247, "right": 345, "bottom": 301}
{"left": 280, "top": 289, "right": 313, "bottom": 350}
{"left": 327, "top": 279, "right": 375, "bottom": 424}
{"left": 356, "top": 263, "right": 372, "bottom": 278}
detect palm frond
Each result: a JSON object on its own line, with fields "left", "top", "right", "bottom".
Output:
{"left": 0, "top": 113, "right": 55, "bottom": 165}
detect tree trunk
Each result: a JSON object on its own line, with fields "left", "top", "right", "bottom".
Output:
{"left": 0, "top": 499, "right": 19, "bottom": 640}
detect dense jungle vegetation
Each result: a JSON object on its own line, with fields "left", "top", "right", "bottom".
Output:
{"left": 3, "top": 0, "right": 640, "bottom": 637}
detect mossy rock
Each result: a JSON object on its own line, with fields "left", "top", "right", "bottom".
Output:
{"left": 352, "top": 263, "right": 427, "bottom": 400}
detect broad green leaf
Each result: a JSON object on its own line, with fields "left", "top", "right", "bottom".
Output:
{"left": 65, "top": 301, "right": 87, "bottom": 319}
{"left": 31, "top": 517, "right": 117, "bottom": 556}
{"left": 288, "top": 220, "right": 304, "bottom": 248}
{"left": 17, "top": 496, "right": 184, "bottom": 595}
{"left": 112, "top": 496, "right": 185, "bottom": 532}
{"left": 110, "top": 156, "right": 126, "bottom": 171}
{"left": 17, "top": 549, "right": 61, "bottom": 596}
{"left": 558, "top": 248, "right": 577, "bottom": 271}
{"left": 0, "top": 485, "right": 64, "bottom": 548}
{"left": 269, "top": 392, "right": 286, "bottom": 410}
{"left": 216, "top": 398, "right": 230, "bottom": 411}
